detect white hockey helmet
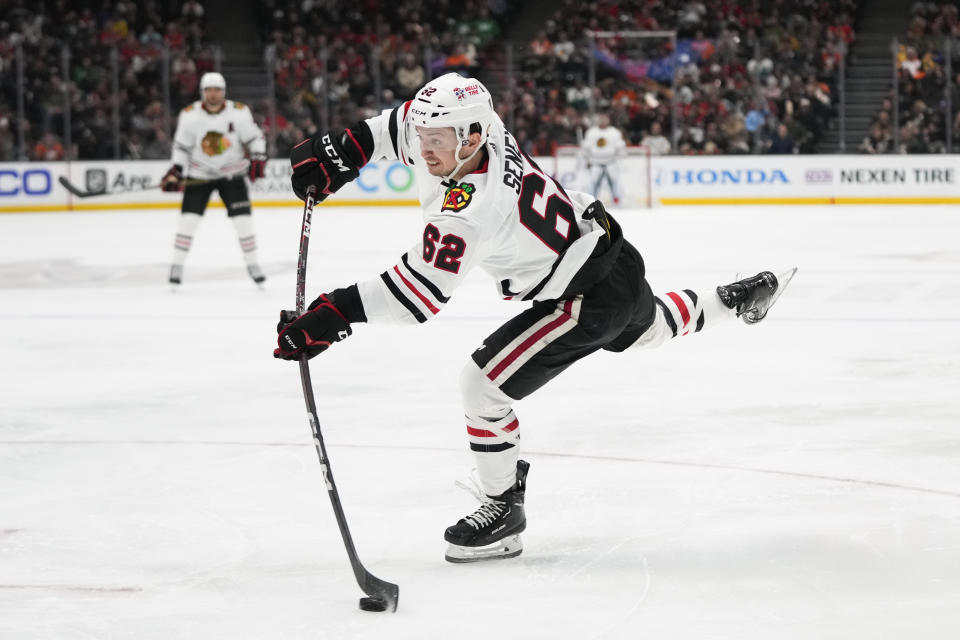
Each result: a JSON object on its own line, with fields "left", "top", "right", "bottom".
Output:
{"left": 199, "top": 72, "right": 226, "bottom": 93}
{"left": 407, "top": 73, "right": 494, "bottom": 148}
{"left": 407, "top": 73, "right": 494, "bottom": 180}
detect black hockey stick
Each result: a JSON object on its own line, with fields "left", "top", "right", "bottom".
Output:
{"left": 58, "top": 175, "right": 208, "bottom": 198}
{"left": 293, "top": 187, "right": 399, "bottom": 613}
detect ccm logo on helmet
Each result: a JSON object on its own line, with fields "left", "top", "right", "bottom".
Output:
{"left": 321, "top": 133, "right": 351, "bottom": 173}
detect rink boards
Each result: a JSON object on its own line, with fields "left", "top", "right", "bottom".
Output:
{"left": 1, "top": 154, "right": 959, "bottom": 213}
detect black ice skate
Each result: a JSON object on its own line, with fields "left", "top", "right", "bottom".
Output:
{"left": 247, "top": 264, "right": 266, "bottom": 286}
{"left": 169, "top": 264, "right": 183, "bottom": 286}
{"left": 717, "top": 268, "right": 797, "bottom": 324}
{"left": 444, "top": 460, "right": 530, "bottom": 563}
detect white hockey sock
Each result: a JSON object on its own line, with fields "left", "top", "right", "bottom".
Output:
{"left": 171, "top": 212, "right": 202, "bottom": 267}
{"left": 467, "top": 409, "right": 521, "bottom": 497}
{"left": 230, "top": 214, "right": 260, "bottom": 266}
{"left": 631, "top": 286, "right": 737, "bottom": 350}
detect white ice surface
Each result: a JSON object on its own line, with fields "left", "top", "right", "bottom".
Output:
{"left": 1, "top": 204, "right": 958, "bottom": 639}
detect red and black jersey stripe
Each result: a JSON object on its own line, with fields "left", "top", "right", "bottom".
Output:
{"left": 380, "top": 271, "right": 427, "bottom": 323}
{"left": 379, "top": 252, "right": 451, "bottom": 323}
{"left": 401, "top": 253, "right": 450, "bottom": 303}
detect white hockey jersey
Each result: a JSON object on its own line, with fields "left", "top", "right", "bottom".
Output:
{"left": 171, "top": 100, "right": 266, "bottom": 180}
{"left": 580, "top": 125, "right": 627, "bottom": 166}
{"left": 355, "top": 103, "right": 609, "bottom": 325}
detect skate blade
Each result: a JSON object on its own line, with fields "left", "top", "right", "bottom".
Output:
{"left": 445, "top": 535, "right": 523, "bottom": 563}
{"left": 767, "top": 267, "right": 798, "bottom": 311}
{"left": 743, "top": 267, "right": 797, "bottom": 323}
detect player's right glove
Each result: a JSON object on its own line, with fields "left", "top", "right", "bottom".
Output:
{"left": 161, "top": 164, "right": 184, "bottom": 192}
{"left": 290, "top": 121, "right": 374, "bottom": 202}
{"left": 274, "top": 294, "right": 352, "bottom": 360}
{"left": 248, "top": 153, "right": 267, "bottom": 181}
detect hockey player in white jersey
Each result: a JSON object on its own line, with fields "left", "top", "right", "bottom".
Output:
{"left": 580, "top": 113, "right": 627, "bottom": 205}
{"left": 163, "top": 72, "right": 268, "bottom": 287}
{"left": 274, "top": 73, "right": 795, "bottom": 563}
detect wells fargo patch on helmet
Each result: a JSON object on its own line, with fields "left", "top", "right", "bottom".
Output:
{"left": 441, "top": 182, "right": 476, "bottom": 212}
{"left": 201, "top": 131, "right": 231, "bottom": 156}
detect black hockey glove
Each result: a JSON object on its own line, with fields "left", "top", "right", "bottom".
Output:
{"left": 274, "top": 295, "right": 352, "bottom": 360}
{"left": 248, "top": 153, "right": 267, "bottom": 181}
{"left": 290, "top": 121, "right": 374, "bottom": 202}
{"left": 162, "top": 164, "right": 184, "bottom": 192}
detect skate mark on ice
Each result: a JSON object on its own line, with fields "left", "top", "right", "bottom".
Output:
{"left": 3, "top": 440, "right": 957, "bottom": 498}
{"left": 0, "top": 583, "right": 143, "bottom": 593}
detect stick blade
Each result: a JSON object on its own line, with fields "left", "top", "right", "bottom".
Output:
{"left": 58, "top": 175, "right": 88, "bottom": 197}
{"left": 362, "top": 573, "right": 399, "bottom": 612}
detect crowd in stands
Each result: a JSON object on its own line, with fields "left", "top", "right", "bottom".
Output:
{"left": 861, "top": 2, "right": 960, "bottom": 154}
{"left": 510, "top": 0, "right": 859, "bottom": 156}
{"left": 260, "top": 0, "right": 861, "bottom": 158}
{"left": 8, "top": 0, "right": 960, "bottom": 162}
{"left": 258, "top": 0, "right": 515, "bottom": 158}
{"left": 0, "top": 0, "right": 212, "bottom": 161}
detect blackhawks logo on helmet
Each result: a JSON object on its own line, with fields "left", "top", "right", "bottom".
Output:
{"left": 441, "top": 182, "right": 476, "bottom": 212}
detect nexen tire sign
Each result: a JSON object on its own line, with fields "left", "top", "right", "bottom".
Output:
{"left": 649, "top": 154, "right": 960, "bottom": 203}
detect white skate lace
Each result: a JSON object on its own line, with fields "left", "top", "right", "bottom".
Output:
{"left": 455, "top": 473, "right": 506, "bottom": 530}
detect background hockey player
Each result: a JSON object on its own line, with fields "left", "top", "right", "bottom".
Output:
{"left": 273, "top": 73, "right": 794, "bottom": 563}
{"left": 162, "top": 72, "right": 268, "bottom": 287}
{"left": 580, "top": 113, "right": 627, "bottom": 205}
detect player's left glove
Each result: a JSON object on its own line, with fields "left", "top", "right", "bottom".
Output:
{"left": 248, "top": 153, "right": 267, "bottom": 181}
{"left": 289, "top": 121, "right": 374, "bottom": 202}
{"left": 274, "top": 294, "right": 352, "bottom": 360}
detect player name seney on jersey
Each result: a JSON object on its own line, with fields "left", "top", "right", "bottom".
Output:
{"left": 351, "top": 104, "right": 612, "bottom": 325}
{"left": 171, "top": 101, "right": 266, "bottom": 180}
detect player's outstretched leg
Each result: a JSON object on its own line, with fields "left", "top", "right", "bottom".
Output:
{"left": 626, "top": 267, "right": 797, "bottom": 350}
{"left": 717, "top": 268, "right": 797, "bottom": 325}
{"left": 445, "top": 459, "right": 529, "bottom": 563}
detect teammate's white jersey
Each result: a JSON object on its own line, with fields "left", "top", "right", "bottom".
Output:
{"left": 171, "top": 100, "right": 266, "bottom": 180}
{"left": 355, "top": 102, "right": 609, "bottom": 325}
{"left": 580, "top": 125, "right": 626, "bottom": 166}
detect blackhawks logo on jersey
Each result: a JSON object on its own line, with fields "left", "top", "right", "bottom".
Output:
{"left": 201, "top": 131, "right": 231, "bottom": 156}
{"left": 442, "top": 182, "right": 475, "bottom": 212}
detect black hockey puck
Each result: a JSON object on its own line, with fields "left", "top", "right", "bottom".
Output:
{"left": 358, "top": 596, "right": 388, "bottom": 612}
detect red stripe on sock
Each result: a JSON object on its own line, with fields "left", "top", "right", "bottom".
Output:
{"left": 467, "top": 426, "right": 495, "bottom": 438}
{"left": 666, "top": 291, "right": 691, "bottom": 327}
{"left": 466, "top": 419, "right": 519, "bottom": 439}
